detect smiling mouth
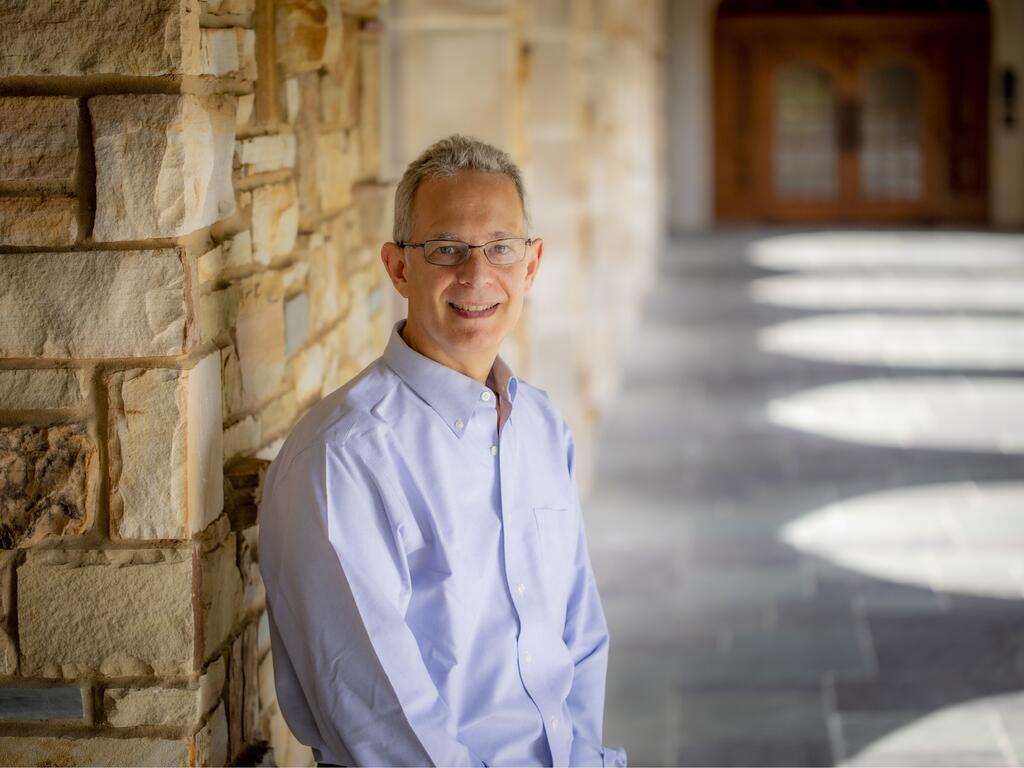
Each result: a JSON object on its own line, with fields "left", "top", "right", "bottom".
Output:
{"left": 449, "top": 301, "right": 499, "bottom": 318}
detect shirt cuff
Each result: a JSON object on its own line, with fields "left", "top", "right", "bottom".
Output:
{"left": 602, "top": 745, "right": 627, "bottom": 767}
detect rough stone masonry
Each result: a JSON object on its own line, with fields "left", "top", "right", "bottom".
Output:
{"left": 0, "top": 0, "right": 388, "bottom": 764}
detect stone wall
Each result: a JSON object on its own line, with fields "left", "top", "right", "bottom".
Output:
{"left": 0, "top": 0, "right": 665, "bottom": 764}
{"left": 0, "top": 1, "right": 389, "bottom": 765}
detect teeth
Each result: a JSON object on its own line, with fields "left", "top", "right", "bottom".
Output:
{"left": 451, "top": 302, "right": 497, "bottom": 311}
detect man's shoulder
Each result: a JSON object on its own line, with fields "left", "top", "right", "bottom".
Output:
{"left": 269, "top": 357, "right": 398, "bottom": 478}
{"left": 512, "top": 378, "right": 569, "bottom": 431}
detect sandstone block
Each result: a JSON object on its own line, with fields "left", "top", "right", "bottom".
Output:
{"left": 198, "top": 284, "right": 241, "bottom": 344}
{"left": 347, "top": 267, "right": 374, "bottom": 352}
{"left": 0, "top": 551, "right": 13, "bottom": 619}
{"left": 237, "top": 93, "right": 256, "bottom": 129}
{"left": 91, "top": 95, "right": 236, "bottom": 241}
{"left": 258, "top": 651, "right": 275, "bottom": 712}
{"left": 282, "top": 260, "right": 310, "bottom": 294}
{"left": 0, "top": 369, "right": 86, "bottom": 411}
{"left": 359, "top": 32, "right": 380, "bottom": 179}
{"left": 107, "top": 352, "right": 223, "bottom": 541}
{"left": 200, "top": 534, "right": 242, "bottom": 662}
{"left": 0, "top": 197, "right": 77, "bottom": 247}
{"left": 223, "top": 416, "right": 260, "bottom": 460}
{"left": 285, "top": 293, "right": 310, "bottom": 354}
{"left": 0, "top": 551, "right": 15, "bottom": 674}
{"left": 251, "top": 182, "right": 298, "bottom": 264}
{"left": 341, "top": 0, "right": 379, "bottom": 16}
{"left": 275, "top": 0, "right": 342, "bottom": 74}
{"left": 0, "top": 735, "right": 188, "bottom": 767}
{"left": 193, "top": 702, "right": 229, "bottom": 767}
{"left": 239, "top": 526, "right": 264, "bottom": 615}
{"left": 201, "top": 655, "right": 228, "bottom": 715}
{"left": 103, "top": 654, "right": 225, "bottom": 728}
{"left": 260, "top": 390, "right": 297, "bottom": 442}
{"left": 338, "top": 204, "right": 364, "bottom": 255}
{"left": 0, "top": 0, "right": 201, "bottom": 77}
{"left": 17, "top": 549, "right": 194, "bottom": 678}
{"left": 242, "top": 622, "right": 261, "bottom": 741}
{"left": 221, "top": 345, "right": 244, "bottom": 418}
{"left": 0, "top": 250, "right": 187, "bottom": 359}
{"left": 353, "top": 182, "right": 395, "bottom": 247}
{"left": 236, "top": 273, "right": 286, "bottom": 408}
{"left": 0, "top": 97, "right": 78, "bottom": 182}
{"left": 235, "top": 134, "right": 297, "bottom": 176}
{"left": 198, "top": 231, "right": 254, "bottom": 283}
{"left": 294, "top": 73, "right": 322, "bottom": 227}
{"left": 309, "top": 235, "right": 350, "bottom": 333}
{"left": 200, "top": 27, "right": 256, "bottom": 78}
{"left": 105, "top": 687, "right": 201, "bottom": 728}
{"left": 320, "top": 15, "right": 361, "bottom": 128}
{"left": 202, "top": 0, "right": 255, "bottom": 13}
{"left": 227, "top": 634, "right": 243, "bottom": 759}
{"left": 284, "top": 78, "right": 301, "bottom": 124}
{"left": 317, "top": 130, "right": 358, "bottom": 212}
{"left": 0, "top": 425, "right": 96, "bottom": 549}
{"left": 292, "top": 341, "right": 327, "bottom": 404}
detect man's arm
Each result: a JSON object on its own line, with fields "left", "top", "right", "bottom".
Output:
{"left": 259, "top": 439, "right": 484, "bottom": 767}
{"left": 561, "top": 427, "right": 628, "bottom": 768}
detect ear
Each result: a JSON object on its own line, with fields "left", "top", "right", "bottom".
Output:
{"left": 523, "top": 237, "right": 543, "bottom": 291}
{"left": 381, "top": 242, "right": 411, "bottom": 299}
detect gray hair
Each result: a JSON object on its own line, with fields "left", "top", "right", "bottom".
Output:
{"left": 393, "top": 134, "right": 529, "bottom": 243}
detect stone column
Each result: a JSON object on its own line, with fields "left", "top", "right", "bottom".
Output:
{"left": 0, "top": 0, "right": 391, "bottom": 764}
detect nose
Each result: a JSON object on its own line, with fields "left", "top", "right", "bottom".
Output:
{"left": 454, "top": 246, "right": 494, "bottom": 286}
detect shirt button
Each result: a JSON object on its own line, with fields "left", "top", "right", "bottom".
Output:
{"left": 550, "top": 718, "right": 559, "bottom": 729}
{"left": 490, "top": 445, "right": 497, "bottom": 456}
{"left": 523, "top": 652, "right": 532, "bottom": 665}
{"left": 515, "top": 582, "right": 525, "bottom": 595}
{"left": 481, "top": 390, "right": 492, "bottom": 401}
{"left": 454, "top": 419, "right": 464, "bottom": 430}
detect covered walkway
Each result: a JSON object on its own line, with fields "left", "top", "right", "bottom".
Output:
{"left": 587, "top": 231, "right": 1024, "bottom": 766}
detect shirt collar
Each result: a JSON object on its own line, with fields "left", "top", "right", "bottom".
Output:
{"left": 383, "top": 320, "right": 519, "bottom": 437}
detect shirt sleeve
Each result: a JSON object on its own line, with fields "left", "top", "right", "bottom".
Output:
{"left": 560, "top": 426, "right": 628, "bottom": 767}
{"left": 259, "top": 438, "right": 485, "bottom": 767}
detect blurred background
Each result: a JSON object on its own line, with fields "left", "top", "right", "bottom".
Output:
{"left": 1, "top": 0, "right": 1023, "bottom": 765}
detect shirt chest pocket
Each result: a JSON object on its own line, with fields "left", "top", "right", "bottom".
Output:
{"left": 532, "top": 505, "right": 578, "bottom": 601}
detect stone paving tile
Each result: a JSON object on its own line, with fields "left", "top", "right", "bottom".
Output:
{"left": 867, "top": 614, "right": 1024, "bottom": 682}
{"left": 676, "top": 740, "right": 836, "bottom": 767}
{"left": 834, "top": 677, "right": 1024, "bottom": 713}
{"left": 840, "top": 750, "right": 1010, "bottom": 767}
{"left": 675, "top": 687, "right": 831, "bottom": 743}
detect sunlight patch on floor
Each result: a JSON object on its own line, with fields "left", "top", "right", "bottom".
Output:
{"left": 758, "top": 313, "right": 1024, "bottom": 370}
{"left": 749, "top": 231, "right": 1024, "bottom": 273}
{"left": 767, "top": 377, "right": 1024, "bottom": 453}
{"left": 780, "top": 480, "right": 1024, "bottom": 600}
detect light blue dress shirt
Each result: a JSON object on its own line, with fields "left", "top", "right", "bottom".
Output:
{"left": 259, "top": 321, "right": 625, "bottom": 767}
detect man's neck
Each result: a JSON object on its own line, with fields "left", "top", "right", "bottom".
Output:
{"left": 400, "top": 323, "right": 496, "bottom": 385}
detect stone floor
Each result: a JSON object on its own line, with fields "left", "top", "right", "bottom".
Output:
{"left": 586, "top": 230, "right": 1024, "bottom": 767}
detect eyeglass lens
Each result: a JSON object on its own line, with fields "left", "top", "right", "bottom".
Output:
{"left": 424, "top": 239, "right": 526, "bottom": 266}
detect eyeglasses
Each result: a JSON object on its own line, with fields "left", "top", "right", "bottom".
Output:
{"left": 397, "top": 237, "right": 534, "bottom": 267}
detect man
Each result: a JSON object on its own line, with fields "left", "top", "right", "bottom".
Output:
{"left": 259, "top": 135, "right": 625, "bottom": 767}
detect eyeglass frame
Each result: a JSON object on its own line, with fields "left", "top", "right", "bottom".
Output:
{"left": 396, "top": 237, "right": 536, "bottom": 266}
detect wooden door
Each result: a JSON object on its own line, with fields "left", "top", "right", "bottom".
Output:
{"left": 714, "top": 7, "right": 989, "bottom": 224}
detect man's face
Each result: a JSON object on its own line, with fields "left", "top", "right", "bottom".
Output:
{"left": 382, "top": 170, "right": 542, "bottom": 375}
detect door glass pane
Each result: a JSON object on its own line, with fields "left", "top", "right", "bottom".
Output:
{"left": 774, "top": 65, "right": 837, "bottom": 200}
{"left": 861, "top": 64, "right": 922, "bottom": 200}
